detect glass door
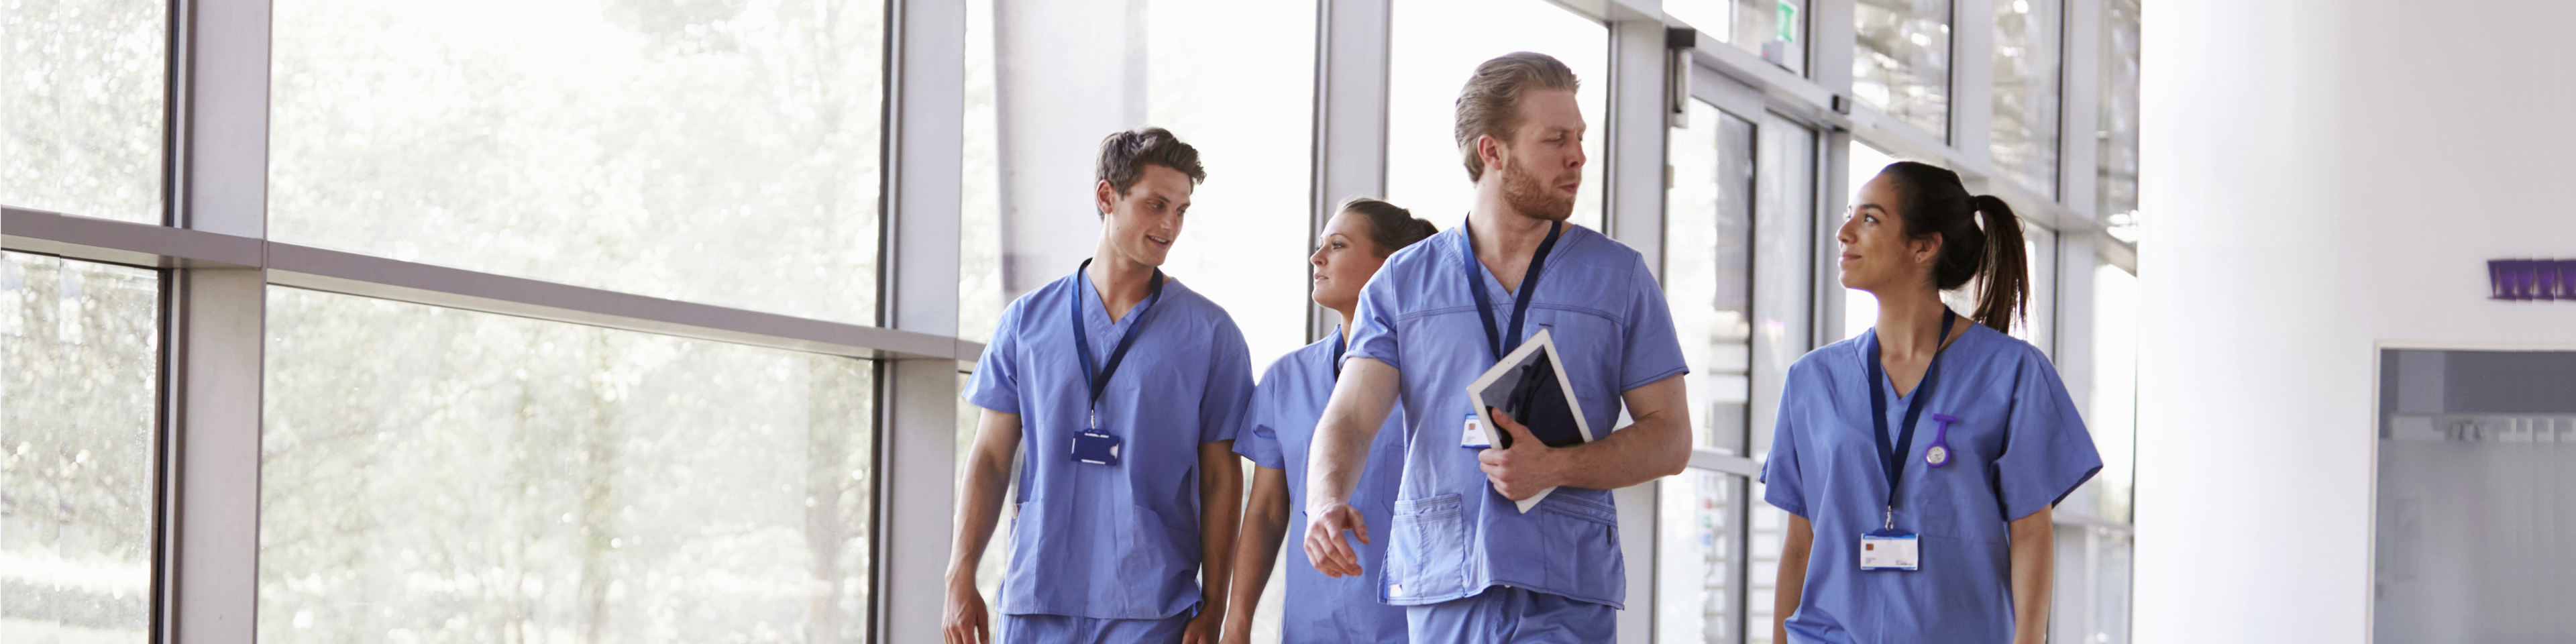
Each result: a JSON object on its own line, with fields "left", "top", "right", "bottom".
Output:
{"left": 1656, "top": 68, "right": 1823, "bottom": 643}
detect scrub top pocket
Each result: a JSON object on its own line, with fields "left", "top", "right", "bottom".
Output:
{"left": 1534, "top": 492, "right": 1623, "bottom": 602}
{"left": 1385, "top": 493, "right": 1468, "bottom": 604}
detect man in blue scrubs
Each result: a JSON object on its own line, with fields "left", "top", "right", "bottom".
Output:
{"left": 1301, "top": 53, "right": 1695, "bottom": 643}
{"left": 944, "top": 127, "right": 1253, "bottom": 644}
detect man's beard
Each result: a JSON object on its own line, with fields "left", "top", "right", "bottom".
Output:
{"left": 1497, "top": 153, "right": 1576, "bottom": 221}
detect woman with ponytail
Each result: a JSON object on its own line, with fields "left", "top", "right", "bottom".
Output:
{"left": 1761, "top": 162, "right": 2102, "bottom": 644}
{"left": 1218, "top": 198, "right": 1436, "bottom": 644}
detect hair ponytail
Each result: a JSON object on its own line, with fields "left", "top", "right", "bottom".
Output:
{"left": 1878, "top": 162, "right": 2030, "bottom": 333}
{"left": 1339, "top": 197, "right": 1439, "bottom": 257}
{"left": 1968, "top": 195, "right": 2029, "bottom": 333}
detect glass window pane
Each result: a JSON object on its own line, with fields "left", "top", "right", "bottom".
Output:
{"left": 2089, "top": 262, "right": 2136, "bottom": 523}
{"left": 258, "top": 288, "right": 876, "bottom": 643}
{"left": 1853, "top": 0, "right": 1951, "bottom": 138}
{"left": 1, "top": 251, "right": 159, "bottom": 641}
{"left": 1668, "top": 0, "right": 1807, "bottom": 74}
{"left": 1990, "top": 0, "right": 2061, "bottom": 196}
{"left": 1750, "top": 112, "right": 1817, "bottom": 460}
{"left": 1746, "top": 478, "right": 1793, "bottom": 644}
{"left": 3, "top": 0, "right": 166, "bottom": 222}
{"left": 1658, "top": 470, "right": 1748, "bottom": 643}
{"left": 2098, "top": 0, "right": 2141, "bottom": 242}
{"left": 268, "top": 0, "right": 886, "bottom": 323}
{"left": 1665, "top": 101, "right": 1757, "bottom": 454}
{"left": 959, "top": 0, "right": 1317, "bottom": 370}
{"left": 1388, "top": 0, "right": 1609, "bottom": 233}
{"left": 1838, "top": 143, "right": 1901, "bottom": 342}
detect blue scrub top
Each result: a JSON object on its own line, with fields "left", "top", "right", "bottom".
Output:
{"left": 965, "top": 270, "right": 1256, "bottom": 621}
{"left": 1761, "top": 323, "right": 2102, "bottom": 644}
{"left": 1233, "top": 329, "right": 1410, "bottom": 644}
{"left": 1344, "top": 223, "right": 1688, "bottom": 610}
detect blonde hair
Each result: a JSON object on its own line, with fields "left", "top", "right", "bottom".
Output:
{"left": 1454, "top": 52, "right": 1580, "bottom": 182}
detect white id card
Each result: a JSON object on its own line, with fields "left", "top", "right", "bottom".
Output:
{"left": 1460, "top": 414, "right": 1490, "bottom": 447}
{"left": 1859, "top": 531, "right": 1920, "bottom": 571}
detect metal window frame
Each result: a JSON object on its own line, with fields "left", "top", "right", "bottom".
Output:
{"left": 2, "top": 1, "right": 971, "bottom": 643}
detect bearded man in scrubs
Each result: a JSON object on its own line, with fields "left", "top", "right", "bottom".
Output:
{"left": 1300, "top": 52, "right": 1694, "bottom": 643}
{"left": 943, "top": 127, "right": 1254, "bottom": 644}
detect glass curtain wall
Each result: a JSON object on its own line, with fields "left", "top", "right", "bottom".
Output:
{"left": 1386, "top": 0, "right": 1609, "bottom": 233}
{"left": 1991, "top": 0, "right": 2063, "bottom": 196}
{"left": 1657, "top": 95, "right": 1823, "bottom": 644}
{"left": 1, "top": 252, "right": 160, "bottom": 643}
{"left": 258, "top": 289, "right": 878, "bottom": 644}
{"left": 956, "top": 0, "right": 1317, "bottom": 373}
{"left": 2, "top": 0, "right": 167, "bottom": 223}
{"left": 268, "top": 0, "right": 887, "bottom": 324}
{"left": 2098, "top": 0, "right": 2142, "bottom": 242}
{"left": 1854, "top": 0, "right": 1953, "bottom": 138}
{"left": 1666, "top": 0, "right": 1809, "bottom": 74}
{"left": 1657, "top": 100, "right": 1756, "bottom": 643}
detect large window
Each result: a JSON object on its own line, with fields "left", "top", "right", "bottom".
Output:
{"left": 2048, "top": 260, "right": 2136, "bottom": 644}
{"left": 1854, "top": 0, "right": 1953, "bottom": 138}
{"left": 957, "top": 0, "right": 1318, "bottom": 371}
{"left": 1658, "top": 95, "right": 1823, "bottom": 644}
{"left": 1, "top": 252, "right": 160, "bottom": 642}
{"left": 1991, "top": 0, "right": 2062, "bottom": 196}
{"left": 3, "top": 0, "right": 167, "bottom": 223}
{"left": 2098, "top": 0, "right": 2141, "bottom": 242}
{"left": 1667, "top": 0, "right": 1808, "bottom": 74}
{"left": 268, "top": 0, "right": 888, "bottom": 323}
{"left": 258, "top": 288, "right": 877, "bottom": 643}
{"left": 1387, "top": 0, "right": 1609, "bottom": 233}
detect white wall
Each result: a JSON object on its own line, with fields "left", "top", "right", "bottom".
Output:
{"left": 2137, "top": 1, "right": 2576, "bottom": 641}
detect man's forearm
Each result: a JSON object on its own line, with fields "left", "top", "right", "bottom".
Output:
{"left": 1197, "top": 443, "right": 1244, "bottom": 616}
{"left": 1546, "top": 411, "right": 1690, "bottom": 490}
{"left": 1222, "top": 469, "right": 1290, "bottom": 639}
{"left": 947, "top": 444, "right": 1012, "bottom": 584}
{"left": 1304, "top": 358, "right": 1399, "bottom": 509}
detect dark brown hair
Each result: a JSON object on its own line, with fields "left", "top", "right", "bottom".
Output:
{"left": 1338, "top": 197, "right": 1438, "bottom": 257}
{"left": 1454, "top": 52, "right": 1580, "bottom": 182}
{"left": 1876, "top": 161, "right": 2029, "bottom": 333}
{"left": 1095, "top": 127, "right": 1205, "bottom": 199}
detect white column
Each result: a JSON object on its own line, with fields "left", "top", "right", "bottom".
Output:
{"left": 879, "top": 1, "right": 968, "bottom": 641}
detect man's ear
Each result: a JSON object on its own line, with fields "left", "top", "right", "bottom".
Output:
{"left": 1476, "top": 134, "right": 1513, "bottom": 183}
{"left": 1094, "top": 180, "right": 1119, "bottom": 217}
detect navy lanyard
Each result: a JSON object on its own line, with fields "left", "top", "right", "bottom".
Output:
{"left": 1866, "top": 308, "right": 1957, "bottom": 521}
{"left": 1069, "top": 259, "right": 1166, "bottom": 428}
{"left": 1460, "top": 217, "right": 1565, "bottom": 363}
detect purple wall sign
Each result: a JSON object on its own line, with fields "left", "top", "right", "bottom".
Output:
{"left": 2489, "top": 259, "right": 2575, "bottom": 301}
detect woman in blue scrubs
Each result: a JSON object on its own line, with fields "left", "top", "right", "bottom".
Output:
{"left": 1764, "top": 161, "right": 2102, "bottom": 644}
{"left": 1220, "top": 198, "right": 1436, "bottom": 644}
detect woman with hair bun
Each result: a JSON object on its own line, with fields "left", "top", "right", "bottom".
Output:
{"left": 1764, "top": 161, "right": 2102, "bottom": 644}
{"left": 1219, "top": 198, "right": 1437, "bottom": 644}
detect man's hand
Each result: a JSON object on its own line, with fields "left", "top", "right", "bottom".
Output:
{"left": 942, "top": 578, "right": 990, "bottom": 644}
{"left": 1300, "top": 501, "right": 1371, "bottom": 578}
{"left": 1477, "top": 407, "right": 1570, "bottom": 500}
{"left": 1181, "top": 608, "right": 1224, "bottom": 644}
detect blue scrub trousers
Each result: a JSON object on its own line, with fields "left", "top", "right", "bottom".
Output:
{"left": 1406, "top": 586, "right": 1616, "bottom": 643}
{"left": 1001, "top": 613, "right": 1189, "bottom": 644}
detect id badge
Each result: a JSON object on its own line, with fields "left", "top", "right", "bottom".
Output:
{"left": 1071, "top": 430, "right": 1122, "bottom": 466}
{"left": 1460, "top": 413, "right": 1490, "bottom": 448}
{"left": 1859, "top": 529, "right": 1921, "bottom": 571}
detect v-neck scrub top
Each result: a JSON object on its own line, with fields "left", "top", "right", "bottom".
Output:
{"left": 1342, "top": 223, "right": 1688, "bottom": 610}
{"left": 1761, "top": 322, "right": 2102, "bottom": 644}
{"left": 1233, "top": 330, "right": 1411, "bottom": 644}
{"left": 965, "top": 270, "right": 1256, "bottom": 620}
